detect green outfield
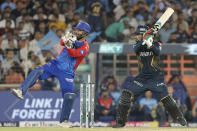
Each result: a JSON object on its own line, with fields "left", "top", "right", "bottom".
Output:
{"left": 0, "top": 127, "right": 197, "bottom": 131}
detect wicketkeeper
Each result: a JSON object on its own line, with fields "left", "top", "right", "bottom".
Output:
{"left": 12, "top": 22, "right": 91, "bottom": 128}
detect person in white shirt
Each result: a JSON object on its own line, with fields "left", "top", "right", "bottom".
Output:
{"left": 0, "top": 12, "right": 15, "bottom": 28}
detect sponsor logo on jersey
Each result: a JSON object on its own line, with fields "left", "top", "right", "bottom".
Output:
{"left": 65, "top": 78, "right": 74, "bottom": 82}
{"left": 80, "top": 50, "right": 85, "bottom": 55}
{"left": 156, "top": 83, "right": 165, "bottom": 87}
{"left": 139, "top": 51, "right": 153, "bottom": 56}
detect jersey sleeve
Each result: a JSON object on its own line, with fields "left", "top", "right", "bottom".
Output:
{"left": 133, "top": 41, "right": 143, "bottom": 53}
{"left": 149, "top": 42, "right": 161, "bottom": 56}
{"left": 67, "top": 44, "right": 89, "bottom": 57}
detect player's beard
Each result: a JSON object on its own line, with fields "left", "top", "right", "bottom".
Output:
{"left": 76, "top": 34, "right": 84, "bottom": 40}
{"left": 76, "top": 32, "right": 88, "bottom": 40}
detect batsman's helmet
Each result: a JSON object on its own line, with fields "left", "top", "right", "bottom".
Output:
{"left": 74, "top": 22, "right": 91, "bottom": 33}
{"left": 135, "top": 25, "right": 149, "bottom": 35}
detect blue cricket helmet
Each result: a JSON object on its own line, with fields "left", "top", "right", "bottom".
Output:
{"left": 135, "top": 25, "right": 149, "bottom": 34}
{"left": 74, "top": 22, "right": 91, "bottom": 33}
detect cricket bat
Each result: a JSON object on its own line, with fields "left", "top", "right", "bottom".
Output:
{"left": 151, "top": 7, "right": 174, "bottom": 33}
{"left": 143, "top": 7, "right": 174, "bottom": 42}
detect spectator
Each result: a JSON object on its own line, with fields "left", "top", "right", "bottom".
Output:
{"left": 1, "top": 32, "right": 18, "bottom": 51}
{"left": 108, "top": 83, "right": 120, "bottom": 104}
{"left": 0, "top": 20, "right": 14, "bottom": 36}
{"left": 88, "top": 0, "right": 107, "bottom": 32}
{"left": 95, "top": 86, "right": 116, "bottom": 121}
{"left": 0, "top": 60, "right": 5, "bottom": 84}
{"left": 5, "top": 39, "right": 18, "bottom": 51}
{"left": 127, "top": 10, "right": 138, "bottom": 28}
{"left": 139, "top": 91, "right": 158, "bottom": 121}
{"left": 133, "top": 0, "right": 149, "bottom": 18}
{"left": 29, "top": 56, "right": 44, "bottom": 73}
{"left": 173, "top": 11, "right": 189, "bottom": 33}
{"left": 48, "top": 8, "right": 65, "bottom": 22}
{"left": 73, "top": 13, "right": 81, "bottom": 25}
{"left": 21, "top": 51, "right": 35, "bottom": 78}
{"left": 22, "top": 14, "right": 34, "bottom": 35}
{"left": 102, "top": 75, "right": 118, "bottom": 88}
{"left": 37, "top": 22, "right": 47, "bottom": 34}
{"left": 0, "top": 11, "right": 15, "bottom": 28}
{"left": 192, "top": 99, "right": 197, "bottom": 122}
{"left": 174, "top": 23, "right": 189, "bottom": 43}
{"left": 190, "top": 24, "right": 197, "bottom": 43}
{"left": 10, "top": 1, "right": 24, "bottom": 19}
{"left": 5, "top": 66, "right": 24, "bottom": 84}
{"left": 167, "top": 32, "right": 179, "bottom": 43}
{"left": 17, "top": 21, "right": 31, "bottom": 43}
{"left": 20, "top": 38, "right": 32, "bottom": 61}
{"left": 15, "top": 7, "right": 27, "bottom": 26}
{"left": 29, "top": 31, "right": 43, "bottom": 57}
{"left": 2, "top": 50, "right": 19, "bottom": 74}
{"left": 1, "top": 0, "right": 16, "bottom": 12}
{"left": 42, "top": 50, "right": 54, "bottom": 63}
{"left": 104, "top": 17, "right": 129, "bottom": 42}
{"left": 159, "top": 22, "right": 175, "bottom": 43}
{"left": 33, "top": 7, "right": 47, "bottom": 21}
{"left": 187, "top": 9, "right": 197, "bottom": 29}
{"left": 4, "top": 5, "right": 12, "bottom": 14}
{"left": 56, "top": 29, "right": 64, "bottom": 38}
{"left": 113, "top": 0, "right": 128, "bottom": 21}
{"left": 123, "top": 26, "right": 136, "bottom": 43}
{"left": 182, "top": 0, "right": 193, "bottom": 19}
{"left": 49, "top": 14, "right": 66, "bottom": 31}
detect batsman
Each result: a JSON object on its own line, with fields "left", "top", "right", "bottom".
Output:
{"left": 12, "top": 22, "right": 91, "bottom": 128}
{"left": 113, "top": 25, "right": 187, "bottom": 128}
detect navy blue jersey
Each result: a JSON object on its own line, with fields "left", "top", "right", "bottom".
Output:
{"left": 133, "top": 41, "right": 162, "bottom": 76}
{"left": 88, "top": 0, "right": 105, "bottom": 17}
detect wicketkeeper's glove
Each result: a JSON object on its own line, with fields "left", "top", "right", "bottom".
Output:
{"left": 61, "top": 31, "right": 77, "bottom": 49}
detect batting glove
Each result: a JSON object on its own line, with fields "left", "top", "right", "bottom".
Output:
{"left": 144, "top": 36, "right": 153, "bottom": 48}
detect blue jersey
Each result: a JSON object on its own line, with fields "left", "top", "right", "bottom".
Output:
{"left": 53, "top": 40, "right": 89, "bottom": 77}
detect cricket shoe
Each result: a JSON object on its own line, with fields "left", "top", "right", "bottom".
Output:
{"left": 11, "top": 89, "right": 24, "bottom": 100}
{"left": 177, "top": 117, "right": 187, "bottom": 126}
{"left": 58, "top": 120, "right": 72, "bottom": 128}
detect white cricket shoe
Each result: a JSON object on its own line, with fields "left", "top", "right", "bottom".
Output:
{"left": 12, "top": 89, "right": 24, "bottom": 100}
{"left": 58, "top": 120, "right": 72, "bottom": 128}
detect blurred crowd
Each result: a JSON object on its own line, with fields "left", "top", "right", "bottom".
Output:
{"left": 0, "top": 0, "right": 197, "bottom": 123}
{"left": 0, "top": 0, "right": 197, "bottom": 85}
{"left": 96, "top": 73, "right": 197, "bottom": 123}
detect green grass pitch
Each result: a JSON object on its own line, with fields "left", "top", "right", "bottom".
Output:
{"left": 0, "top": 127, "right": 197, "bottom": 131}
